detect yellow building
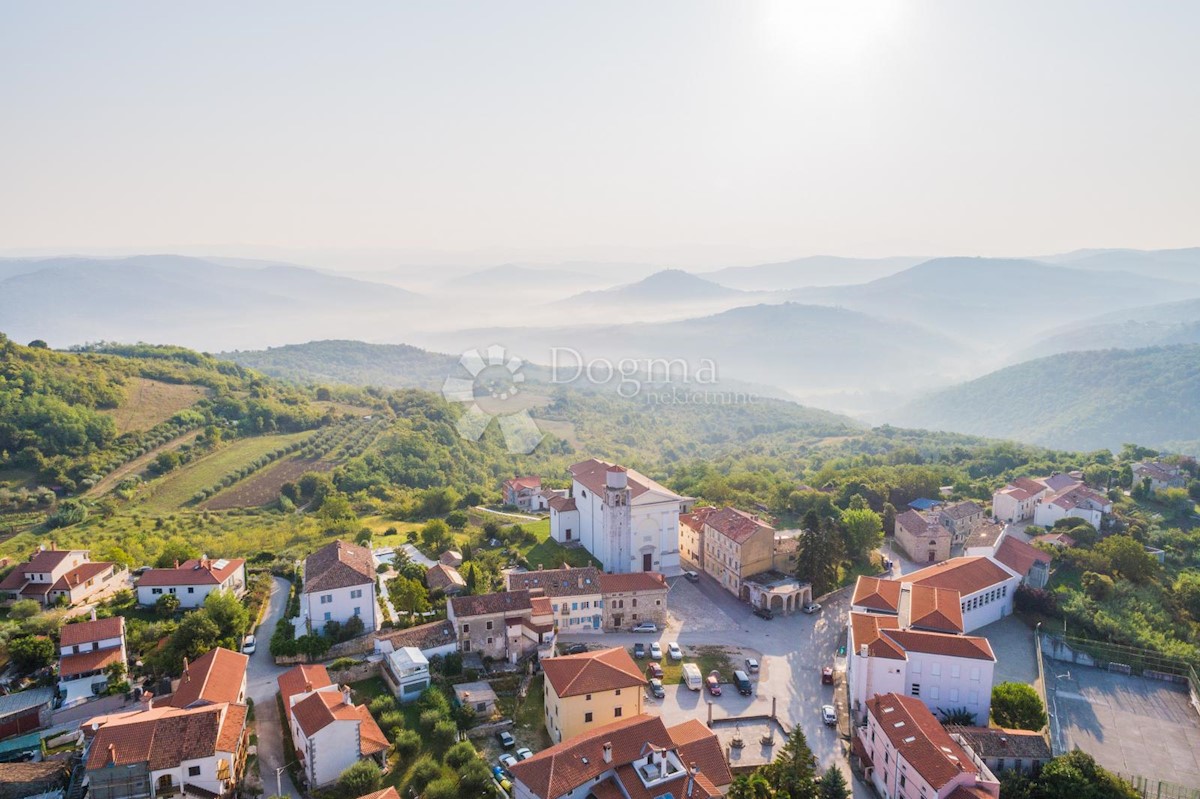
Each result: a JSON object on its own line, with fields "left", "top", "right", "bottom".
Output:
{"left": 700, "top": 507, "right": 775, "bottom": 600}
{"left": 542, "top": 647, "right": 647, "bottom": 744}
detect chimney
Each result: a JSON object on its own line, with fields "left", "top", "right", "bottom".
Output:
{"left": 687, "top": 763, "right": 699, "bottom": 797}
{"left": 182, "top": 657, "right": 190, "bottom": 682}
{"left": 898, "top": 583, "right": 913, "bottom": 629}
{"left": 859, "top": 644, "right": 869, "bottom": 658}
{"left": 107, "top": 743, "right": 116, "bottom": 765}
{"left": 343, "top": 687, "right": 353, "bottom": 706}
{"left": 578, "top": 576, "right": 584, "bottom": 589}
{"left": 304, "top": 682, "right": 312, "bottom": 693}
{"left": 602, "top": 742, "right": 612, "bottom": 763}
{"left": 174, "top": 559, "right": 179, "bottom": 569}
{"left": 90, "top": 608, "right": 97, "bottom": 621}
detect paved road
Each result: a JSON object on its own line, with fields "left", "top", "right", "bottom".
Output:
{"left": 246, "top": 575, "right": 302, "bottom": 799}
{"left": 559, "top": 569, "right": 855, "bottom": 787}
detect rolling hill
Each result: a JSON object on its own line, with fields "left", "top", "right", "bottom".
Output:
{"left": 702, "top": 255, "right": 924, "bottom": 290}
{"left": 884, "top": 345, "right": 1200, "bottom": 453}
{"left": 221, "top": 340, "right": 459, "bottom": 390}
{"left": 555, "top": 269, "right": 746, "bottom": 306}
{"left": 1044, "top": 247, "right": 1200, "bottom": 283}
{"left": 1018, "top": 298, "right": 1200, "bottom": 359}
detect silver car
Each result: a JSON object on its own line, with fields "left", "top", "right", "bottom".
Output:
{"left": 822, "top": 705, "right": 837, "bottom": 725}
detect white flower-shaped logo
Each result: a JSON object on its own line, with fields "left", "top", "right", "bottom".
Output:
{"left": 441, "top": 345, "right": 545, "bottom": 454}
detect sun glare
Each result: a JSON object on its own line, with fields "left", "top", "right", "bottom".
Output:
{"left": 760, "top": 0, "right": 906, "bottom": 66}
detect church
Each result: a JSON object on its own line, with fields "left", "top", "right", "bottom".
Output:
{"left": 548, "top": 458, "right": 693, "bottom": 576}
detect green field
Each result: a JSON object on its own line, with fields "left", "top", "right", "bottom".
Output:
{"left": 137, "top": 431, "right": 316, "bottom": 512}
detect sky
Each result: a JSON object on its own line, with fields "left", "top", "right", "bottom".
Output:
{"left": 1, "top": 1, "right": 1198, "bottom": 268}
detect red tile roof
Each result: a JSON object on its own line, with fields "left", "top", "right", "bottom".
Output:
{"left": 903, "top": 557, "right": 1014, "bottom": 597}
{"left": 85, "top": 704, "right": 231, "bottom": 771}
{"left": 505, "top": 476, "right": 542, "bottom": 491}
{"left": 993, "top": 536, "right": 1051, "bottom": 578}
{"left": 884, "top": 629, "right": 995, "bottom": 661}
{"left": 425, "top": 563, "right": 466, "bottom": 593}
{"left": 25, "top": 549, "right": 77, "bottom": 574}
{"left": 356, "top": 789, "right": 402, "bottom": 799}
{"left": 906, "top": 585, "right": 965, "bottom": 634}
{"left": 168, "top": 647, "right": 248, "bottom": 709}
{"left": 543, "top": 647, "right": 648, "bottom": 698}
{"left": 680, "top": 506, "right": 717, "bottom": 533}
{"left": 277, "top": 664, "right": 333, "bottom": 723}
{"left": 304, "top": 540, "right": 374, "bottom": 592}
{"left": 851, "top": 576, "right": 902, "bottom": 612}
{"left": 703, "top": 507, "right": 772, "bottom": 544}
{"left": 570, "top": 459, "right": 682, "bottom": 501}
{"left": 50, "top": 561, "right": 115, "bottom": 591}
{"left": 450, "top": 589, "right": 532, "bottom": 618}
{"left": 291, "top": 689, "right": 385, "bottom": 754}
{"left": 866, "top": 694, "right": 978, "bottom": 790}
{"left": 548, "top": 495, "right": 577, "bottom": 512}
{"left": 373, "top": 620, "right": 455, "bottom": 654}
{"left": 850, "top": 613, "right": 905, "bottom": 660}
{"left": 60, "top": 646, "right": 124, "bottom": 677}
{"left": 507, "top": 567, "right": 602, "bottom": 597}
{"left": 60, "top": 616, "right": 125, "bottom": 647}
{"left": 355, "top": 704, "right": 389, "bottom": 756}
{"left": 597, "top": 572, "right": 667, "bottom": 594}
{"left": 136, "top": 558, "right": 245, "bottom": 587}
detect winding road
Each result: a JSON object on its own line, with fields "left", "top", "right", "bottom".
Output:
{"left": 246, "top": 575, "right": 302, "bottom": 799}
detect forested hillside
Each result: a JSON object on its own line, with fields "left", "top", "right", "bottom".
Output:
{"left": 886, "top": 345, "right": 1200, "bottom": 453}
{"left": 221, "top": 339, "right": 458, "bottom": 391}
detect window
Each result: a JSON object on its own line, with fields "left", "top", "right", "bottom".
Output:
{"left": 553, "top": 604, "right": 559, "bottom": 613}
{"left": 585, "top": 712, "right": 593, "bottom": 723}
{"left": 950, "top": 663, "right": 960, "bottom": 678}
{"left": 930, "top": 662, "right": 941, "bottom": 677}
{"left": 487, "top": 637, "right": 494, "bottom": 645}
{"left": 586, "top": 694, "right": 592, "bottom": 700}
{"left": 615, "top": 688, "right": 621, "bottom": 696}
{"left": 928, "top": 686, "right": 940, "bottom": 701}
{"left": 151, "top": 587, "right": 163, "bottom": 595}
{"left": 614, "top": 707, "right": 623, "bottom": 717}
{"left": 169, "top": 587, "right": 176, "bottom": 594}
{"left": 968, "top": 689, "right": 979, "bottom": 705}
{"left": 324, "top": 611, "right": 331, "bottom": 621}
{"left": 351, "top": 589, "right": 363, "bottom": 599}
{"left": 949, "top": 688, "right": 959, "bottom": 702}
{"left": 486, "top": 621, "right": 494, "bottom": 631}
{"left": 353, "top": 606, "right": 361, "bottom": 616}
{"left": 320, "top": 594, "right": 332, "bottom": 604}
{"left": 900, "top": 774, "right": 907, "bottom": 788}
{"left": 911, "top": 660, "right": 922, "bottom": 675}
{"left": 969, "top": 666, "right": 980, "bottom": 681}
{"left": 572, "top": 602, "right": 578, "bottom": 611}
{"left": 462, "top": 623, "right": 470, "bottom": 634}
{"left": 632, "top": 599, "right": 638, "bottom": 607}
{"left": 187, "top": 587, "right": 195, "bottom": 594}
{"left": 910, "top": 683, "right": 920, "bottom": 696}
{"left": 188, "top": 766, "right": 201, "bottom": 777}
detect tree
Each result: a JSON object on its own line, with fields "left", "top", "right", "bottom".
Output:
{"left": 1036, "top": 750, "right": 1139, "bottom": 799}
{"left": 9, "top": 635, "right": 55, "bottom": 673}
{"left": 1095, "top": 535, "right": 1156, "bottom": 583}
{"left": 840, "top": 507, "right": 883, "bottom": 561}
{"left": 155, "top": 593, "right": 181, "bottom": 617}
{"left": 464, "top": 563, "right": 478, "bottom": 594}
{"left": 203, "top": 589, "right": 250, "bottom": 648}
{"left": 8, "top": 599, "right": 41, "bottom": 620}
{"left": 421, "top": 519, "right": 451, "bottom": 550}
{"left": 730, "top": 773, "right": 774, "bottom": 799}
{"left": 1174, "top": 571, "right": 1200, "bottom": 619}
{"left": 763, "top": 724, "right": 819, "bottom": 799}
{"left": 336, "top": 759, "right": 381, "bottom": 799}
{"left": 155, "top": 539, "right": 200, "bottom": 569}
{"left": 818, "top": 767, "right": 850, "bottom": 799}
{"left": 390, "top": 575, "right": 431, "bottom": 619}
{"left": 168, "top": 610, "right": 222, "bottom": 666}
{"left": 991, "top": 682, "right": 1047, "bottom": 730}
{"left": 446, "top": 510, "right": 469, "bottom": 530}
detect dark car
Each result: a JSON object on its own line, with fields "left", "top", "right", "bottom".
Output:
{"left": 648, "top": 677, "right": 665, "bottom": 698}
{"left": 733, "top": 669, "right": 753, "bottom": 696}
{"left": 497, "top": 730, "right": 516, "bottom": 749}
{"left": 563, "top": 643, "right": 587, "bottom": 655}
{"left": 634, "top": 642, "right": 646, "bottom": 658}
{"left": 822, "top": 666, "right": 835, "bottom": 685}
{"left": 753, "top": 606, "right": 774, "bottom": 620}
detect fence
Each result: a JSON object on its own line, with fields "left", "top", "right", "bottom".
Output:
{"left": 1119, "top": 772, "right": 1200, "bottom": 799}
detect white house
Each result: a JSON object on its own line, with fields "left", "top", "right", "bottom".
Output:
{"left": 300, "top": 540, "right": 377, "bottom": 634}
{"left": 506, "top": 566, "right": 604, "bottom": 632}
{"left": 855, "top": 694, "right": 999, "bottom": 799}
{"left": 0, "top": 546, "right": 119, "bottom": 608}
{"left": 135, "top": 558, "right": 247, "bottom": 609}
{"left": 1032, "top": 485, "right": 1111, "bottom": 530}
{"left": 278, "top": 663, "right": 389, "bottom": 789}
{"left": 901, "top": 557, "right": 1022, "bottom": 632}
{"left": 549, "top": 459, "right": 692, "bottom": 576}
{"left": 58, "top": 616, "right": 126, "bottom": 707}
{"left": 381, "top": 646, "right": 430, "bottom": 703}
{"left": 991, "top": 478, "right": 1051, "bottom": 523}
{"left": 1132, "top": 461, "right": 1188, "bottom": 492}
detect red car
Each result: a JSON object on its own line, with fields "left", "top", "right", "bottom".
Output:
{"left": 647, "top": 662, "right": 663, "bottom": 679}
{"left": 706, "top": 670, "right": 722, "bottom": 696}
{"left": 822, "top": 667, "right": 834, "bottom": 685}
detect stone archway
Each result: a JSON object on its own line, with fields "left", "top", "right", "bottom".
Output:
{"left": 770, "top": 594, "right": 785, "bottom": 613}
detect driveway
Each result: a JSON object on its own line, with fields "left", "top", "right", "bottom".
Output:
{"left": 246, "top": 575, "right": 302, "bottom": 799}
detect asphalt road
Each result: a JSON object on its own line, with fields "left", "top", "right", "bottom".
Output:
{"left": 246, "top": 575, "right": 302, "bottom": 799}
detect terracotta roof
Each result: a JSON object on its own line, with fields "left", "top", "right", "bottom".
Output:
{"left": 505, "top": 476, "right": 542, "bottom": 491}
{"left": 865, "top": 694, "right": 977, "bottom": 790}
{"left": 303, "top": 540, "right": 374, "bottom": 592}
{"left": 885, "top": 629, "right": 995, "bottom": 661}
{"left": 507, "top": 567, "right": 601, "bottom": 597}
{"left": 906, "top": 585, "right": 965, "bottom": 633}
{"left": 668, "top": 718, "right": 732, "bottom": 787}
{"left": 25, "top": 549, "right": 77, "bottom": 573}
{"left": 548, "top": 495, "right": 577, "bottom": 513}
{"left": 356, "top": 704, "right": 390, "bottom": 755}
{"left": 168, "top": 647, "right": 248, "bottom": 708}
{"left": 947, "top": 786, "right": 996, "bottom": 799}
{"left": 904, "top": 557, "right": 1014, "bottom": 597}
{"left": 1033, "top": 533, "right": 1075, "bottom": 548}
{"left": 136, "top": 558, "right": 245, "bottom": 587}
{"left": 292, "top": 690, "right": 358, "bottom": 738}
{"left": 1010, "top": 477, "right": 1049, "bottom": 496}
{"left": 0, "top": 569, "right": 27, "bottom": 591}
{"left": 1042, "top": 473, "right": 1081, "bottom": 492}
{"left": 60, "top": 646, "right": 124, "bottom": 677}
{"left": 543, "top": 647, "right": 647, "bottom": 698}
{"left": 277, "top": 663, "right": 333, "bottom": 723}
{"left": 703, "top": 507, "right": 772, "bottom": 544}
{"left": 425, "top": 563, "right": 466, "bottom": 593}
{"left": 963, "top": 521, "right": 1005, "bottom": 549}
{"left": 1047, "top": 486, "right": 1108, "bottom": 511}
{"left": 85, "top": 704, "right": 227, "bottom": 771}
{"left": 993, "top": 536, "right": 1051, "bottom": 578}
{"left": 896, "top": 509, "right": 944, "bottom": 538}
{"left": 216, "top": 702, "right": 247, "bottom": 753}
{"left": 60, "top": 616, "right": 124, "bottom": 647}
{"left": 50, "top": 561, "right": 114, "bottom": 591}
{"left": 939, "top": 501, "right": 983, "bottom": 521}
{"left": 851, "top": 576, "right": 902, "bottom": 612}
{"left": 570, "top": 459, "right": 683, "bottom": 502}
{"left": 680, "top": 506, "right": 717, "bottom": 533}
{"left": 597, "top": 572, "right": 668, "bottom": 594}
{"left": 850, "top": 613, "right": 905, "bottom": 660}
{"left": 450, "top": 589, "right": 532, "bottom": 618}
{"left": 356, "top": 789, "right": 402, "bottom": 799}
{"left": 439, "top": 550, "right": 463, "bottom": 567}
{"left": 530, "top": 596, "right": 553, "bottom": 615}
{"left": 374, "top": 620, "right": 456, "bottom": 654}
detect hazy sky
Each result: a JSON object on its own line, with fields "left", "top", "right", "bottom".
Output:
{"left": 1, "top": 1, "right": 1197, "bottom": 266}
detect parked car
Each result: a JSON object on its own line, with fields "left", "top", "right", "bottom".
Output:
{"left": 499, "top": 753, "right": 518, "bottom": 770}
{"left": 647, "top": 662, "right": 663, "bottom": 679}
{"left": 744, "top": 657, "right": 759, "bottom": 673}
{"left": 822, "top": 666, "right": 835, "bottom": 685}
{"left": 753, "top": 606, "right": 774, "bottom": 620}
{"left": 649, "top": 642, "right": 662, "bottom": 660}
{"left": 732, "top": 669, "right": 753, "bottom": 696}
{"left": 706, "top": 670, "right": 722, "bottom": 696}
{"left": 822, "top": 705, "right": 837, "bottom": 725}
{"left": 649, "top": 677, "right": 665, "bottom": 698}
{"left": 563, "top": 643, "right": 587, "bottom": 655}
{"left": 516, "top": 747, "right": 534, "bottom": 761}
{"left": 633, "top": 621, "right": 658, "bottom": 633}
{"left": 241, "top": 634, "right": 256, "bottom": 655}
{"left": 497, "top": 731, "right": 516, "bottom": 749}
{"left": 668, "top": 642, "right": 683, "bottom": 661}
{"left": 683, "top": 571, "right": 700, "bottom": 583}
{"left": 803, "top": 602, "right": 822, "bottom": 614}
{"left": 634, "top": 642, "right": 646, "bottom": 658}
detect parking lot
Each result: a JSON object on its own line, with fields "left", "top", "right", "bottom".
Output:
{"left": 1046, "top": 664, "right": 1200, "bottom": 790}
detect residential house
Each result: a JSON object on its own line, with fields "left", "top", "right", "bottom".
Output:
{"left": 503, "top": 476, "right": 543, "bottom": 511}
{"left": 0, "top": 547, "right": 119, "bottom": 608}
{"left": 699, "top": 507, "right": 774, "bottom": 600}
{"left": 165, "top": 647, "right": 248, "bottom": 709}
{"left": 381, "top": 646, "right": 430, "bottom": 703}
{"left": 597, "top": 571, "right": 669, "bottom": 631}
{"left": 0, "top": 687, "right": 55, "bottom": 740}
{"left": 541, "top": 647, "right": 646, "bottom": 744}
{"left": 508, "top": 714, "right": 733, "bottom": 799}
{"left": 992, "top": 536, "right": 1052, "bottom": 590}
{"left": 453, "top": 681, "right": 498, "bottom": 718}
{"left": 532, "top": 487, "right": 568, "bottom": 512}
{"left": 895, "top": 509, "right": 953, "bottom": 565}
{"left": 948, "top": 726, "right": 1053, "bottom": 777}
{"left": 1032, "top": 532, "right": 1075, "bottom": 550}
{"left": 772, "top": 528, "right": 802, "bottom": 573}
{"left": 447, "top": 590, "right": 556, "bottom": 663}
{"left": 372, "top": 619, "right": 458, "bottom": 660}
{"left": 1031, "top": 484, "right": 1111, "bottom": 530}
{"left": 678, "top": 506, "right": 715, "bottom": 568}
{"left": 438, "top": 550, "right": 463, "bottom": 568}
{"left": 1132, "top": 461, "right": 1188, "bottom": 493}
{"left": 866, "top": 557, "right": 1021, "bottom": 633}
{"left": 962, "top": 521, "right": 1006, "bottom": 557}
{"left": 549, "top": 459, "right": 693, "bottom": 575}
{"left": 854, "top": 694, "right": 999, "bottom": 799}
{"left": 300, "top": 540, "right": 377, "bottom": 634}
{"left": 425, "top": 563, "right": 466, "bottom": 596}
{"left": 991, "top": 478, "right": 1051, "bottom": 524}
{"left": 993, "top": 473, "right": 1111, "bottom": 529}
{"left": 135, "top": 558, "right": 247, "bottom": 609}
{"left": 59, "top": 616, "right": 126, "bottom": 707}
{"left": 278, "top": 663, "right": 389, "bottom": 789}
{"left": 507, "top": 566, "right": 604, "bottom": 632}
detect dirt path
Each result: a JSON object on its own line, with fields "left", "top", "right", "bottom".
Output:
{"left": 86, "top": 429, "right": 203, "bottom": 497}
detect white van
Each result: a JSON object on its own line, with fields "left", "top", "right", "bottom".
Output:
{"left": 682, "top": 663, "right": 702, "bottom": 691}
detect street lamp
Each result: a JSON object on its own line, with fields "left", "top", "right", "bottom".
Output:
{"left": 275, "top": 762, "right": 298, "bottom": 798}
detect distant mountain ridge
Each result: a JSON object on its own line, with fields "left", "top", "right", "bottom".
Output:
{"left": 885, "top": 345, "right": 1200, "bottom": 453}
{"left": 702, "top": 255, "right": 924, "bottom": 290}
{"left": 220, "top": 340, "right": 457, "bottom": 390}
{"left": 557, "top": 268, "right": 745, "bottom": 305}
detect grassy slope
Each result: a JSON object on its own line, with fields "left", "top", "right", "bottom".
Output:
{"left": 101, "top": 377, "right": 209, "bottom": 434}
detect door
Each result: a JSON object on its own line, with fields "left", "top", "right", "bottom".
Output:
{"left": 643, "top": 553, "right": 653, "bottom": 571}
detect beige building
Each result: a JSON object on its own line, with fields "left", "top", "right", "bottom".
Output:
{"left": 700, "top": 507, "right": 774, "bottom": 600}
{"left": 541, "top": 647, "right": 646, "bottom": 744}
{"left": 447, "top": 590, "right": 556, "bottom": 664}
{"left": 678, "top": 507, "right": 713, "bottom": 568}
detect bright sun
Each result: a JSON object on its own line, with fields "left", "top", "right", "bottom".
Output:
{"left": 760, "top": 0, "right": 906, "bottom": 66}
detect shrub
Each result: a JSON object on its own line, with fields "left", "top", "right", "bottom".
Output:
{"left": 336, "top": 759, "right": 381, "bottom": 799}
{"left": 424, "top": 777, "right": 461, "bottom": 799}
{"left": 419, "top": 708, "right": 446, "bottom": 734}
{"left": 368, "top": 694, "right": 397, "bottom": 716}
{"left": 393, "top": 729, "right": 422, "bottom": 760}
{"left": 430, "top": 719, "right": 458, "bottom": 755}
{"left": 444, "top": 740, "right": 477, "bottom": 769}
{"left": 409, "top": 756, "right": 442, "bottom": 791}
{"left": 458, "top": 758, "right": 497, "bottom": 797}
{"left": 991, "top": 682, "right": 1048, "bottom": 731}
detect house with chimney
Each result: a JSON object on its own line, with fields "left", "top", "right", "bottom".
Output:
{"left": 1131, "top": 460, "right": 1188, "bottom": 493}
{"left": 300, "top": 539, "right": 377, "bottom": 634}
{"left": 508, "top": 714, "right": 733, "bottom": 799}
{"left": 277, "top": 662, "right": 389, "bottom": 789}
{"left": 854, "top": 693, "right": 1000, "bottom": 799}
{"left": 0, "top": 546, "right": 120, "bottom": 608}
{"left": 447, "top": 589, "right": 556, "bottom": 663}
{"left": 549, "top": 459, "right": 693, "bottom": 576}
{"left": 992, "top": 473, "right": 1111, "bottom": 529}
{"left": 135, "top": 557, "right": 247, "bottom": 609}
{"left": 59, "top": 616, "right": 127, "bottom": 707}
{"left": 503, "top": 476, "right": 544, "bottom": 511}
{"left": 507, "top": 566, "right": 604, "bottom": 632}
{"left": 81, "top": 646, "right": 250, "bottom": 799}
{"left": 541, "top": 647, "right": 646, "bottom": 744}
